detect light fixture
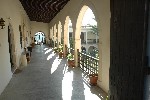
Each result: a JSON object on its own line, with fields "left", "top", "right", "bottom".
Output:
{"left": 0, "top": 18, "right": 5, "bottom": 29}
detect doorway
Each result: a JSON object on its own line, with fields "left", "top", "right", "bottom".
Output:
{"left": 8, "top": 24, "right": 16, "bottom": 72}
{"left": 34, "top": 32, "right": 46, "bottom": 45}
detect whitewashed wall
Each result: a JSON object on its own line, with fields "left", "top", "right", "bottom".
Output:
{"left": 0, "top": 0, "right": 31, "bottom": 94}
{"left": 31, "top": 21, "right": 49, "bottom": 43}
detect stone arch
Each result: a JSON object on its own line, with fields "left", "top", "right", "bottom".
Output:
{"left": 49, "top": 0, "right": 110, "bottom": 93}
{"left": 75, "top": 3, "right": 100, "bottom": 51}
{"left": 58, "top": 21, "right": 62, "bottom": 45}
{"left": 53, "top": 24, "right": 57, "bottom": 47}
{"left": 64, "top": 16, "right": 74, "bottom": 46}
{"left": 74, "top": 1, "right": 109, "bottom": 92}
{"left": 63, "top": 16, "right": 75, "bottom": 56}
{"left": 74, "top": 2, "right": 100, "bottom": 68}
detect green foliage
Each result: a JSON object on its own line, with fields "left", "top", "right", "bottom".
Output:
{"left": 54, "top": 47, "right": 58, "bottom": 52}
{"left": 67, "top": 53, "right": 74, "bottom": 60}
{"left": 58, "top": 44, "right": 63, "bottom": 52}
{"left": 69, "top": 37, "right": 74, "bottom": 48}
{"left": 88, "top": 48, "right": 99, "bottom": 59}
{"left": 87, "top": 18, "right": 99, "bottom": 36}
{"left": 106, "top": 96, "right": 109, "bottom": 100}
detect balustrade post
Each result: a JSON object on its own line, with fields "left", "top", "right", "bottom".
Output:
{"left": 77, "top": 49, "right": 79, "bottom": 67}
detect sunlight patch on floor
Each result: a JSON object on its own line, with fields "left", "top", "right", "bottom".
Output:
{"left": 62, "top": 70, "right": 73, "bottom": 100}
{"left": 83, "top": 82, "right": 102, "bottom": 100}
{"left": 51, "top": 58, "right": 62, "bottom": 74}
{"left": 81, "top": 73, "right": 103, "bottom": 100}
{"left": 63, "top": 64, "right": 68, "bottom": 74}
{"left": 45, "top": 48, "right": 52, "bottom": 54}
{"left": 47, "top": 53, "right": 55, "bottom": 60}
{"left": 44, "top": 48, "right": 49, "bottom": 50}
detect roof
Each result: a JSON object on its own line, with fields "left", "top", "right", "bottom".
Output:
{"left": 20, "top": 0, "right": 70, "bottom": 23}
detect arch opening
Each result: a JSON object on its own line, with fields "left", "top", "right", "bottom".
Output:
{"left": 68, "top": 19, "right": 74, "bottom": 49}
{"left": 75, "top": 5, "right": 101, "bottom": 87}
{"left": 34, "top": 31, "right": 46, "bottom": 45}
{"left": 81, "top": 7, "right": 99, "bottom": 58}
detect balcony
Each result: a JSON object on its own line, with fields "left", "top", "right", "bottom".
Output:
{"left": 0, "top": 45, "right": 107, "bottom": 100}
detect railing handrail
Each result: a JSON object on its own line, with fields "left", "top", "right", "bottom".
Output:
{"left": 68, "top": 47, "right": 74, "bottom": 51}
{"left": 79, "top": 52, "right": 99, "bottom": 61}
{"left": 78, "top": 50, "right": 99, "bottom": 75}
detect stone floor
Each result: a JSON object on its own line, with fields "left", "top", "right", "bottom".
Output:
{"left": 0, "top": 45, "right": 107, "bottom": 100}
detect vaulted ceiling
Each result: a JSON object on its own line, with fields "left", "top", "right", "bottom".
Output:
{"left": 19, "top": 0, "right": 70, "bottom": 23}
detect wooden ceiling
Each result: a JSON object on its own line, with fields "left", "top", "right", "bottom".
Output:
{"left": 19, "top": 0, "right": 70, "bottom": 23}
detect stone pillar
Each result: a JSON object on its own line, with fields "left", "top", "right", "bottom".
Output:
{"left": 63, "top": 19, "right": 69, "bottom": 57}
{"left": 74, "top": 38, "right": 81, "bottom": 67}
{"left": 53, "top": 25, "right": 57, "bottom": 47}
{"left": 96, "top": 34, "right": 98, "bottom": 43}
{"left": 85, "top": 32, "right": 87, "bottom": 44}
{"left": 58, "top": 22, "right": 61, "bottom": 46}
{"left": 74, "top": 23, "right": 81, "bottom": 67}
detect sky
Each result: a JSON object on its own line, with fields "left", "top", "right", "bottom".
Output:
{"left": 69, "top": 8, "right": 97, "bottom": 26}
{"left": 82, "top": 8, "right": 97, "bottom": 26}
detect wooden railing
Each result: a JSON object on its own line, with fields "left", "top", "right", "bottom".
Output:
{"left": 78, "top": 50, "right": 99, "bottom": 75}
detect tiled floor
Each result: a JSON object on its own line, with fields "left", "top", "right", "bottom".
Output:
{"left": 0, "top": 45, "right": 107, "bottom": 100}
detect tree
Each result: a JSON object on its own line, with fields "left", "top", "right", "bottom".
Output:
{"left": 87, "top": 18, "right": 98, "bottom": 36}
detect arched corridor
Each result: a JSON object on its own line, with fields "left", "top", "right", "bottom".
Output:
{"left": 0, "top": 0, "right": 148, "bottom": 99}
{"left": 0, "top": 45, "right": 107, "bottom": 100}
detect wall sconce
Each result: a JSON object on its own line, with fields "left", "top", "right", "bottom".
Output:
{"left": 0, "top": 18, "right": 5, "bottom": 29}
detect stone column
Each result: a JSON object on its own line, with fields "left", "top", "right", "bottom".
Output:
{"left": 74, "top": 25, "right": 81, "bottom": 67}
{"left": 58, "top": 22, "right": 61, "bottom": 46}
{"left": 53, "top": 25, "right": 57, "bottom": 47}
{"left": 63, "top": 20, "right": 69, "bottom": 57}
{"left": 85, "top": 32, "right": 87, "bottom": 44}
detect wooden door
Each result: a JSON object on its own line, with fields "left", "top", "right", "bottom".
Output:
{"left": 110, "top": 0, "right": 148, "bottom": 100}
{"left": 8, "top": 26, "right": 14, "bottom": 70}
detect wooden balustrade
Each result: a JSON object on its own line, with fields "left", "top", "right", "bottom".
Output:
{"left": 78, "top": 50, "right": 99, "bottom": 75}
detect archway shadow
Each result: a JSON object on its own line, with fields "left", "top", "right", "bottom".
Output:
{"left": 37, "top": 45, "right": 106, "bottom": 99}
{"left": 71, "top": 67, "right": 85, "bottom": 100}
{"left": 81, "top": 71, "right": 107, "bottom": 100}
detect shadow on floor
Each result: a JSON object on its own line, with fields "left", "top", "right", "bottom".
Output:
{"left": 0, "top": 45, "right": 107, "bottom": 100}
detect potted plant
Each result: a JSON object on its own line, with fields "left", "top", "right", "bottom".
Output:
{"left": 58, "top": 44, "right": 63, "bottom": 58}
{"left": 53, "top": 47, "right": 58, "bottom": 53}
{"left": 106, "top": 96, "right": 109, "bottom": 100}
{"left": 59, "top": 50, "right": 63, "bottom": 58}
{"left": 89, "top": 74, "right": 98, "bottom": 86}
{"left": 67, "top": 53, "right": 75, "bottom": 67}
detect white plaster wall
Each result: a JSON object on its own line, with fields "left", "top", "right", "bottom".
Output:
{"left": 0, "top": 26, "right": 12, "bottom": 95}
{"left": 87, "top": 33, "right": 97, "bottom": 39}
{"left": 31, "top": 21, "right": 49, "bottom": 43}
{"left": 49, "top": 0, "right": 110, "bottom": 93}
{"left": 0, "top": 0, "right": 31, "bottom": 95}
{"left": 69, "top": 27, "right": 98, "bottom": 40}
